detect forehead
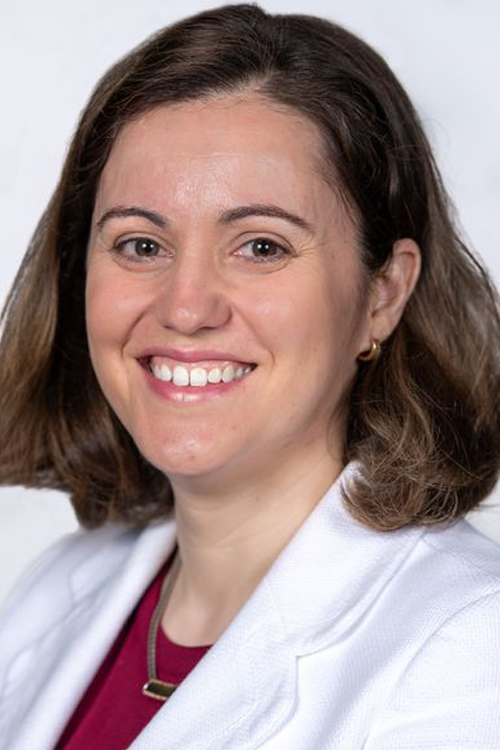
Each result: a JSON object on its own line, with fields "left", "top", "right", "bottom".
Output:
{"left": 94, "top": 95, "right": 337, "bottom": 221}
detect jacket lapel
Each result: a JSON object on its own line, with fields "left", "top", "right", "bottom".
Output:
{"left": 131, "top": 572, "right": 299, "bottom": 750}
{"left": 1, "top": 463, "right": 422, "bottom": 750}
{"left": 1, "top": 520, "right": 177, "bottom": 750}
{"left": 129, "top": 464, "right": 422, "bottom": 749}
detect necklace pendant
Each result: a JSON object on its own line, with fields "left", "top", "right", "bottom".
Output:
{"left": 142, "top": 678, "right": 178, "bottom": 701}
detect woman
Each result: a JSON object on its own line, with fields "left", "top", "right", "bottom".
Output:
{"left": 0, "top": 4, "right": 500, "bottom": 748}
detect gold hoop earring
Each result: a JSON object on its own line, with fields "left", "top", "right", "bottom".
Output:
{"left": 357, "top": 339, "right": 381, "bottom": 362}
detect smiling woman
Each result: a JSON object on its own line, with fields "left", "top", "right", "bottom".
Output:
{"left": 85, "top": 97, "right": 383, "bottom": 486}
{"left": 0, "top": 4, "right": 500, "bottom": 750}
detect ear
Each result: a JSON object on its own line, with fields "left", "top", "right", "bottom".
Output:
{"left": 362, "top": 238, "right": 421, "bottom": 349}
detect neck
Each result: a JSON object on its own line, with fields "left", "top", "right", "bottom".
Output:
{"left": 162, "top": 445, "right": 343, "bottom": 646}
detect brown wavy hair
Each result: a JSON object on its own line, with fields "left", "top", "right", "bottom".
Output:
{"left": 1, "top": 4, "right": 500, "bottom": 530}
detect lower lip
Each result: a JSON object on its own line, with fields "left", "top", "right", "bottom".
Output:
{"left": 141, "top": 363, "right": 253, "bottom": 403}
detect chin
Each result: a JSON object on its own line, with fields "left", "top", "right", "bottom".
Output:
{"left": 135, "top": 431, "right": 237, "bottom": 480}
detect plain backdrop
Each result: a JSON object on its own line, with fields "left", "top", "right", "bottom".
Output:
{"left": 1, "top": 0, "right": 500, "bottom": 609}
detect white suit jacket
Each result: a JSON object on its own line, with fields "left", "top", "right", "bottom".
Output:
{"left": 1, "top": 465, "right": 500, "bottom": 750}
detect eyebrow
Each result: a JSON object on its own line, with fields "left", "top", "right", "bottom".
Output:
{"left": 218, "top": 204, "right": 313, "bottom": 233}
{"left": 95, "top": 203, "right": 314, "bottom": 234}
{"left": 95, "top": 206, "right": 168, "bottom": 232}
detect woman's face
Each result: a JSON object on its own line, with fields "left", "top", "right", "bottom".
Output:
{"left": 86, "top": 95, "right": 371, "bottom": 489}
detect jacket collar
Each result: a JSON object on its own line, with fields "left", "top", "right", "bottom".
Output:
{"left": 1, "top": 519, "right": 178, "bottom": 750}
{"left": 133, "top": 463, "right": 423, "bottom": 749}
{"left": 3, "top": 463, "right": 423, "bottom": 750}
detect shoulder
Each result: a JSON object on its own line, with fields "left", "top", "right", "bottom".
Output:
{"left": 0, "top": 522, "right": 143, "bottom": 634}
{"left": 366, "top": 590, "right": 500, "bottom": 748}
{"left": 408, "top": 519, "right": 500, "bottom": 666}
{"left": 0, "top": 522, "right": 144, "bottom": 698}
{"left": 423, "top": 518, "right": 500, "bottom": 611}
{"left": 364, "top": 522, "right": 500, "bottom": 748}
{"left": 387, "top": 519, "right": 500, "bottom": 630}
{"left": 422, "top": 517, "right": 500, "bottom": 583}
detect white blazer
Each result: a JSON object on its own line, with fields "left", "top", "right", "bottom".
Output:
{"left": 1, "top": 464, "right": 500, "bottom": 750}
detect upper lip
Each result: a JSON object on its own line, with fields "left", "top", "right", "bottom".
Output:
{"left": 136, "top": 347, "right": 256, "bottom": 364}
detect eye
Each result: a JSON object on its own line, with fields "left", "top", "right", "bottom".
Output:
{"left": 118, "top": 237, "right": 161, "bottom": 257}
{"left": 113, "top": 236, "right": 164, "bottom": 261}
{"left": 237, "top": 237, "right": 290, "bottom": 263}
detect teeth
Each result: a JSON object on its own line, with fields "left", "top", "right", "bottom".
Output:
{"left": 161, "top": 364, "right": 172, "bottom": 382}
{"left": 152, "top": 363, "right": 173, "bottom": 382}
{"left": 151, "top": 361, "right": 254, "bottom": 386}
{"left": 222, "top": 365, "right": 235, "bottom": 383}
{"left": 173, "top": 366, "right": 189, "bottom": 386}
{"left": 207, "top": 367, "right": 222, "bottom": 383}
{"left": 190, "top": 367, "right": 208, "bottom": 387}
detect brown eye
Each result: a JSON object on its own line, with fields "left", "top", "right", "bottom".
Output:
{"left": 238, "top": 237, "right": 289, "bottom": 263}
{"left": 130, "top": 238, "right": 160, "bottom": 256}
{"left": 252, "top": 239, "right": 281, "bottom": 257}
{"left": 113, "top": 236, "right": 165, "bottom": 262}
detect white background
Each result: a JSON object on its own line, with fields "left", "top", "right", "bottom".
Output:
{"left": 1, "top": 0, "right": 499, "bottom": 608}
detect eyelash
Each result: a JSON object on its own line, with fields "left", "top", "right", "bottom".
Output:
{"left": 112, "top": 236, "right": 291, "bottom": 265}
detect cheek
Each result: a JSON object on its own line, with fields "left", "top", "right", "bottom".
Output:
{"left": 85, "top": 267, "right": 139, "bottom": 417}
{"left": 85, "top": 264, "right": 146, "bottom": 354}
{"left": 85, "top": 274, "right": 120, "bottom": 375}
{"left": 247, "top": 271, "right": 361, "bottom": 359}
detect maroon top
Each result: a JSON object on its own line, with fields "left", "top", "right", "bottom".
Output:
{"left": 55, "top": 553, "right": 211, "bottom": 749}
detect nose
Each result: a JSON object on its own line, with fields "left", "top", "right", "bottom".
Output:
{"left": 153, "top": 251, "right": 232, "bottom": 335}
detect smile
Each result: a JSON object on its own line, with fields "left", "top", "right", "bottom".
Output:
{"left": 152, "top": 362, "right": 253, "bottom": 387}
{"left": 143, "top": 355, "right": 256, "bottom": 391}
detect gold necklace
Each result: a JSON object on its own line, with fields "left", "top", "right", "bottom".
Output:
{"left": 142, "top": 548, "right": 180, "bottom": 701}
